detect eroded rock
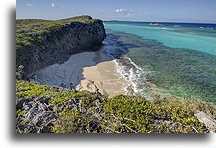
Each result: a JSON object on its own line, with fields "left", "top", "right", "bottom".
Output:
{"left": 194, "top": 111, "right": 216, "bottom": 133}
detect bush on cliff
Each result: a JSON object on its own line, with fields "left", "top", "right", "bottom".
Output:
{"left": 16, "top": 15, "right": 101, "bottom": 51}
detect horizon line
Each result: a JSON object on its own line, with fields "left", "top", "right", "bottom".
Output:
{"left": 16, "top": 16, "right": 216, "bottom": 25}
{"left": 104, "top": 20, "right": 216, "bottom": 25}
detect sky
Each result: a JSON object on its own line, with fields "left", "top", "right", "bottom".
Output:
{"left": 16, "top": 0, "right": 216, "bottom": 23}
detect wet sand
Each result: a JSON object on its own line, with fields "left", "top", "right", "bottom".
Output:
{"left": 31, "top": 51, "right": 131, "bottom": 98}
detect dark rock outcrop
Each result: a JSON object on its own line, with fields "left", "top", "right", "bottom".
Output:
{"left": 16, "top": 97, "right": 56, "bottom": 133}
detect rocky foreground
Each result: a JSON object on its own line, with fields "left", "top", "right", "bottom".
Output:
{"left": 16, "top": 81, "right": 215, "bottom": 133}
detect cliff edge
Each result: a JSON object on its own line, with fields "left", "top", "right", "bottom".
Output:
{"left": 16, "top": 15, "right": 106, "bottom": 76}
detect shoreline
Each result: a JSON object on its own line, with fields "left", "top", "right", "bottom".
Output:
{"left": 30, "top": 50, "right": 131, "bottom": 98}
{"left": 114, "top": 56, "right": 156, "bottom": 99}
{"left": 76, "top": 51, "right": 132, "bottom": 97}
{"left": 29, "top": 30, "right": 172, "bottom": 100}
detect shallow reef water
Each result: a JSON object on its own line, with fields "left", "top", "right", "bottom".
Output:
{"left": 103, "top": 22, "right": 216, "bottom": 104}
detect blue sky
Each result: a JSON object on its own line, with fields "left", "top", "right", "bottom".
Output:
{"left": 16, "top": 0, "right": 215, "bottom": 23}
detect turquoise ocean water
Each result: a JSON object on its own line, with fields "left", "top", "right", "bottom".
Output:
{"left": 103, "top": 22, "right": 216, "bottom": 104}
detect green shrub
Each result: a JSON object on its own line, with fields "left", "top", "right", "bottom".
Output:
{"left": 16, "top": 80, "right": 215, "bottom": 133}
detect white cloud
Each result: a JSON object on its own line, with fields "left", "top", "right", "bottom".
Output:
{"left": 114, "top": 9, "right": 129, "bottom": 13}
{"left": 114, "top": 9, "right": 134, "bottom": 18}
{"left": 25, "top": 3, "right": 34, "bottom": 7}
{"left": 51, "top": 2, "right": 56, "bottom": 8}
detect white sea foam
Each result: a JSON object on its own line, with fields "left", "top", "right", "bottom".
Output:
{"left": 114, "top": 56, "right": 153, "bottom": 99}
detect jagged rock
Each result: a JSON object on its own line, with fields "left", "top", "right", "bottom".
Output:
{"left": 16, "top": 97, "right": 56, "bottom": 133}
{"left": 37, "top": 97, "right": 49, "bottom": 104}
{"left": 16, "top": 98, "right": 29, "bottom": 110}
{"left": 194, "top": 111, "right": 216, "bottom": 133}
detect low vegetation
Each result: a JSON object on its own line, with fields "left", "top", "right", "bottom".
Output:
{"left": 16, "top": 80, "right": 215, "bottom": 133}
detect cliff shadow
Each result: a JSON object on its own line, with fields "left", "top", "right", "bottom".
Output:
{"left": 101, "top": 31, "right": 142, "bottom": 59}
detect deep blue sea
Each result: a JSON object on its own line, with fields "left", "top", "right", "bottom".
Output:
{"left": 102, "top": 21, "right": 216, "bottom": 104}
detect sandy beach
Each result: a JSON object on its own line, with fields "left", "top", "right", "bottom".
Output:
{"left": 31, "top": 51, "right": 131, "bottom": 98}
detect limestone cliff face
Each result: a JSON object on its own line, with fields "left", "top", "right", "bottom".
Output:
{"left": 16, "top": 17, "right": 106, "bottom": 76}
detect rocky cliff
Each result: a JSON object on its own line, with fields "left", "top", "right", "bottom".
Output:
{"left": 16, "top": 16, "right": 106, "bottom": 76}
